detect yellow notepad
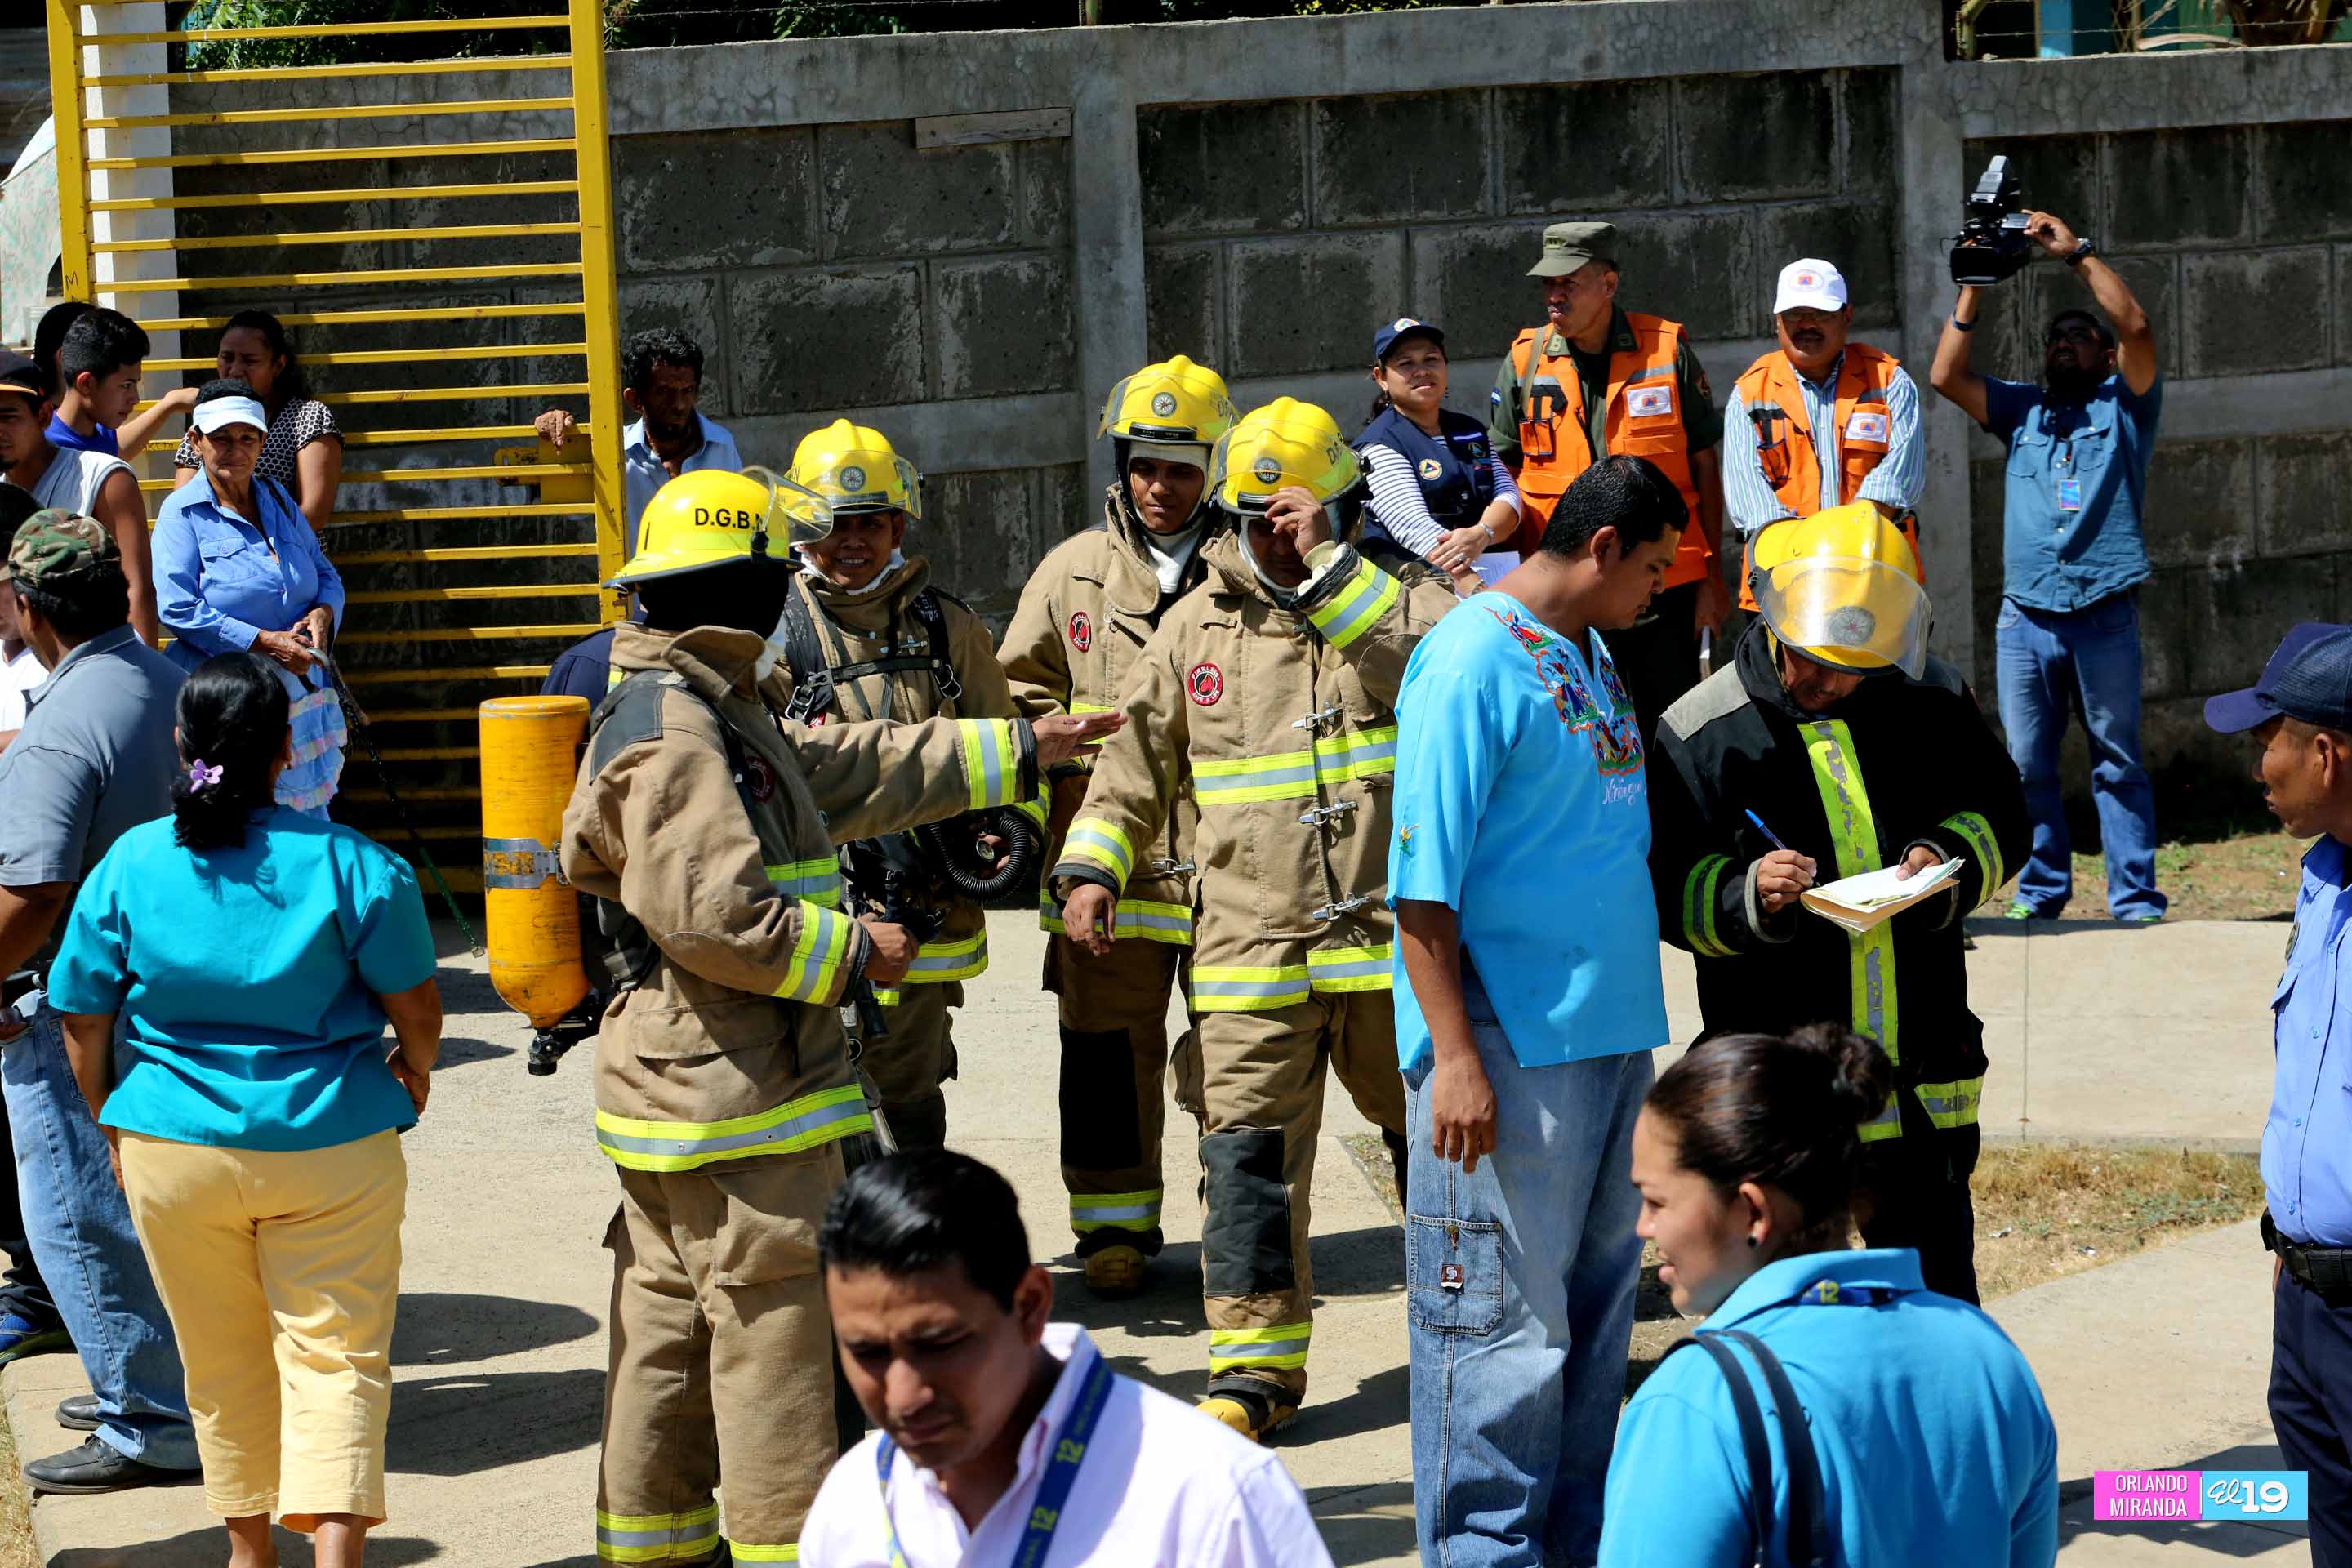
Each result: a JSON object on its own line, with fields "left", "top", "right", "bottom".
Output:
{"left": 1800, "top": 858, "right": 1967, "bottom": 933}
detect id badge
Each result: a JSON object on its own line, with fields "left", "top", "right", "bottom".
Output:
{"left": 2056, "top": 475, "right": 2083, "bottom": 512}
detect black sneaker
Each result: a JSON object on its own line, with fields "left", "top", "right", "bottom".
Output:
{"left": 55, "top": 1394, "right": 98, "bottom": 1432}
{"left": 23, "top": 1435, "right": 182, "bottom": 1495}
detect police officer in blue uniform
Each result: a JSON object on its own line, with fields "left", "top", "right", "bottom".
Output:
{"left": 1355, "top": 318, "right": 1521, "bottom": 590}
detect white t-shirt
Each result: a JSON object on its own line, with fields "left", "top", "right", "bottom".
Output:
{"left": 0, "top": 645, "right": 43, "bottom": 732}
{"left": 29, "top": 444, "right": 133, "bottom": 516}
{"left": 800, "top": 1323, "right": 1335, "bottom": 1568}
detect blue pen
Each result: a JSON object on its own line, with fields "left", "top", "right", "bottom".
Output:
{"left": 1744, "top": 809, "right": 1791, "bottom": 853}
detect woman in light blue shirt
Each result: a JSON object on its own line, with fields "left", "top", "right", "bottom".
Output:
{"left": 154, "top": 379, "right": 347, "bottom": 816}
{"left": 52, "top": 651, "right": 440, "bottom": 1566}
{"left": 1601, "top": 1024, "right": 2058, "bottom": 1567}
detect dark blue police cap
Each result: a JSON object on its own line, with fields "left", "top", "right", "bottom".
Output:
{"left": 2204, "top": 621, "right": 2352, "bottom": 733}
{"left": 1372, "top": 317, "right": 1444, "bottom": 363}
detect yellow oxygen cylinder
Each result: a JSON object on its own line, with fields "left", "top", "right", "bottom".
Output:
{"left": 479, "top": 697, "right": 592, "bottom": 1048}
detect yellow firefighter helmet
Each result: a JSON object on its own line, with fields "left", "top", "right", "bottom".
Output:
{"left": 610, "top": 466, "right": 831, "bottom": 586}
{"left": 1207, "top": 398, "right": 1363, "bottom": 515}
{"left": 1750, "top": 501, "right": 1931, "bottom": 680}
{"left": 1098, "top": 355, "right": 1240, "bottom": 451}
{"left": 786, "top": 418, "right": 922, "bottom": 520}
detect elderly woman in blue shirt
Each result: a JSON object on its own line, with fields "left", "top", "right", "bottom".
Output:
{"left": 154, "top": 379, "right": 347, "bottom": 816}
{"left": 1600, "top": 1024, "right": 2058, "bottom": 1567}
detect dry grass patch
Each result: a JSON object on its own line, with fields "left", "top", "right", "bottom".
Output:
{"left": 0, "top": 1394, "right": 34, "bottom": 1568}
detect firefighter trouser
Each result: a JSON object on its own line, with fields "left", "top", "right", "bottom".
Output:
{"left": 1855, "top": 1087, "right": 1983, "bottom": 1305}
{"left": 597, "top": 1148, "right": 844, "bottom": 1564}
{"left": 847, "top": 981, "right": 960, "bottom": 1155}
{"left": 1046, "top": 929, "right": 1191, "bottom": 1257}
{"left": 1196, "top": 990, "right": 1407, "bottom": 1407}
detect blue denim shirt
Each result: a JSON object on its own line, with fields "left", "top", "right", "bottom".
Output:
{"left": 1984, "top": 372, "right": 2162, "bottom": 612}
{"left": 2270, "top": 835, "right": 2352, "bottom": 1246}
{"left": 153, "top": 467, "right": 345, "bottom": 670}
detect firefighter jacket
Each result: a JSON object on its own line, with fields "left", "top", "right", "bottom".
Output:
{"left": 999, "top": 482, "right": 1212, "bottom": 948}
{"left": 1647, "top": 623, "right": 2029, "bottom": 1143}
{"left": 768, "top": 558, "right": 1031, "bottom": 993}
{"left": 560, "top": 619, "right": 1039, "bottom": 1173}
{"left": 1050, "top": 530, "right": 1458, "bottom": 1013}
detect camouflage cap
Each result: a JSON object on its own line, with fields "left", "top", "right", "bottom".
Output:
{"left": 2, "top": 510, "right": 121, "bottom": 590}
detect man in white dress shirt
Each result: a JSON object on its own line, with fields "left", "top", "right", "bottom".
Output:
{"left": 803, "top": 1150, "right": 1335, "bottom": 1568}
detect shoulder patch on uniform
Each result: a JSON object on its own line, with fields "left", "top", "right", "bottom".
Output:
{"left": 1659, "top": 663, "right": 1755, "bottom": 744}
{"left": 586, "top": 673, "right": 673, "bottom": 776}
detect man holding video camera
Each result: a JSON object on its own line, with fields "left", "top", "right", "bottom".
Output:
{"left": 1931, "top": 207, "right": 2165, "bottom": 924}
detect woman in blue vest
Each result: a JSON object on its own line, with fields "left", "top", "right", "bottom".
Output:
{"left": 1600, "top": 1024, "right": 2058, "bottom": 1567}
{"left": 1356, "top": 318, "right": 1520, "bottom": 587}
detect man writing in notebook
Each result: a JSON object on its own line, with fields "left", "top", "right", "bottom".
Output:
{"left": 1645, "top": 501, "right": 2028, "bottom": 1304}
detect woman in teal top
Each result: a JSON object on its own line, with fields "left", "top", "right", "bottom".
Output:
{"left": 51, "top": 650, "right": 441, "bottom": 1568}
{"left": 1601, "top": 1024, "right": 2059, "bottom": 1567}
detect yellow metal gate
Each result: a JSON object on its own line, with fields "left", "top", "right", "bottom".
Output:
{"left": 45, "top": 0, "right": 627, "bottom": 889}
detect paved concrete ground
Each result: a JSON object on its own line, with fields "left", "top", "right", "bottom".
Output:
{"left": 0, "top": 913, "right": 2304, "bottom": 1565}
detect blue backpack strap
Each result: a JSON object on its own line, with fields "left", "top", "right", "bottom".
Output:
{"left": 1661, "top": 1332, "right": 1775, "bottom": 1566}
{"left": 1718, "top": 1328, "right": 1831, "bottom": 1568}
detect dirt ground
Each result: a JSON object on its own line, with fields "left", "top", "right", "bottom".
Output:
{"left": 2059, "top": 828, "right": 2302, "bottom": 924}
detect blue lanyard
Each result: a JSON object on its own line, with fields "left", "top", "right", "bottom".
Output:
{"left": 874, "top": 1353, "right": 1116, "bottom": 1568}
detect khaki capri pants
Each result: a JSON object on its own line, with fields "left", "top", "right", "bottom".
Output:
{"left": 119, "top": 1129, "right": 406, "bottom": 1530}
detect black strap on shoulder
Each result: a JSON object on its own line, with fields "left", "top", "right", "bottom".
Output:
{"left": 1664, "top": 1333, "right": 1779, "bottom": 1567}
{"left": 778, "top": 586, "right": 961, "bottom": 722}
{"left": 1718, "top": 1329, "right": 1830, "bottom": 1568}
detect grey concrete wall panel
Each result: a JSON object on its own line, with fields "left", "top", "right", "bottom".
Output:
{"left": 820, "top": 122, "right": 1019, "bottom": 260}
{"left": 1143, "top": 243, "right": 1223, "bottom": 367}
{"left": 1137, "top": 101, "right": 1307, "bottom": 238}
{"left": 614, "top": 129, "right": 818, "bottom": 273}
{"left": 1954, "top": 46, "right": 2352, "bottom": 140}
{"left": 728, "top": 265, "right": 926, "bottom": 415}
{"left": 726, "top": 393, "right": 1083, "bottom": 482}
{"left": 1673, "top": 73, "right": 1836, "bottom": 204}
{"left": 2256, "top": 120, "right": 2352, "bottom": 245}
{"left": 1841, "top": 69, "right": 1898, "bottom": 194}
{"left": 1615, "top": 208, "right": 1757, "bottom": 342}
{"left": 1312, "top": 92, "right": 1488, "bottom": 227}
{"left": 932, "top": 255, "right": 1076, "bottom": 400}
{"left": 613, "top": 276, "right": 729, "bottom": 413}
{"left": 2137, "top": 569, "right": 2189, "bottom": 701}
{"left": 1226, "top": 231, "right": 1408, "bottom": 379}
{"left": 2181, "top": 247, "right": 2332, "bottom": 378}
{"left": 1022, "top": 138, "right": 1075, "bottom": 250}
{"left": 2029, "top": 252, "right": 2179, "bottom": 376}
{"left": 2103, "top": 128, "right": 2254, "bottom": 252}
{"left": 2256, "top": 431, "right": 2352, "bottom": 556}
{"left": 2184, "top": 553, "right": 2339, "bottom": 695}
{"left": 1408, "top": 221, "right": 1555, "bottom": 365}
{"left": 2339, "top": 244, "right": 2352, "bottom": 368}
{"left": 2140, "top": 438, "right": 2256, "bottom": 568}
{"left": 1496, "top": 80, "right": 1676, "bottom": 215}
{"left": 1756, "top": 198, "right": 1900, "bottom": 330}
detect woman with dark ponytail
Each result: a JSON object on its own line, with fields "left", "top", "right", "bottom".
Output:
{"left": 48, "top": 650, "right": 441, "bottom": 1566}
{"left": 1597, "top": 1025, "right": 2058, "bottom": 1567}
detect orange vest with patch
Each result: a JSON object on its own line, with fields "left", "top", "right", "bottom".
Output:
{"left": 1731, "top": 345, "right": 1913, "bottom": 610}
{"left": 1507, "top": 312, "right": 1707, "bottom": 588}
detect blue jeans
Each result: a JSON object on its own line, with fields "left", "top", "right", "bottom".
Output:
{"left": 2, "top": 996, "right": 196, "bottom": 1468}
{"left": 1994, "top": 594, "right": 2164, "bottom": 920}
{"left": 1405, "top": 1026, "right": 1651, "bottom": 1568}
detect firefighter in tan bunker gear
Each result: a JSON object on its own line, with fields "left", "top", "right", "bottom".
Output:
{"left": 563, "top": 468, "right": 1116, "bottom": 1564}
{"left": 998, "top": 355, "right": 1238, "bottom": 1299}
{"left": 767, "top": 419, "right": 1036, "bottom": 1154}
{"left": 1054, "top": 399, "right": 1458, "bottom": 1442}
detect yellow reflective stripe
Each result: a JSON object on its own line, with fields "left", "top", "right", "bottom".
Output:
{"left": 596, "top": 1501, "right": 722, "bottom": 1562}
{"left": 1312, "top": 724, "right": 1399, "bottom": 779}
{"left": 957, "top": 718, "right": 1021, "bottom": 809}
{"left": 1308, "top": 942, "right": 1393, "bottom": 993}
{"left": 902, "top": 930, "right": 989, "bottom": 984}
{"left": 730, "top": 1548, "right": 800, "bottom": 1563}
{"left": 873, "top": 987, "right": 902, "bottom": 1007}
{"left": 1940, "top": 810, "right": 2003, "bottom": 902}
{"left": 1682, "top": 853, "right": 1736, "bottom": 959}
{"left": 1305, "top": 553, "right": 1400, "bottom": 649}
{"left": 1071, "top": 1187, "right": 1165, "bottom": 1233}
{"left": 594, "top": 1085, "right": 872, "bottom": 1172}
{"left": 1194, "top": 728, "right": 1400, "bottom": 806}
{"left": 764, "top": 859, "right": 841, "bottom": 908}
{"left": 1802, "top": 719, "right": 1898, "bottom": 1067}
{"left": 775, "top": 901, "right": 854, "bottom": 1004}
{"left": 1061, "top": 817, "right": 1135, "bottom": 883}
{"left": 1013, "top": 792, "right": 1049, "bottom": 833}
{"left": 1191, "top": 963, "right": 1312, "bottom": 1012}
{"left": 1209, "top": 1320, "right": 1313, "bottom": 1370}
{"left": 1917, "top": 1076, "right": 1984, "bottom": 1130}
{"left": 1038, "top": 890, "right": 1194, "bottom": 945}
{"left": 1858, "top": 1101, "right": 1904, "bottom": 1143}
{"left": 1071, "top": 701, "right": 1115, "bottom": 714}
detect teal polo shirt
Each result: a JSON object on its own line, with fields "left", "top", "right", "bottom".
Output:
{"left": 1600, "top": 1249, "right": 2058, "bottom": 1567}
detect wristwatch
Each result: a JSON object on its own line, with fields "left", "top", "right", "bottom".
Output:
{"left": 2064, "top": 238, "right": 2096, "bottom": 268}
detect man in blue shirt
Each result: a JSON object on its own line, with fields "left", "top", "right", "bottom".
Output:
{"left": 2206, "top": 623, "right": 2352, "bottom": 1566}
{"left": 1390, "top": 454, "right": 1682, "bottom": 1567}
{"left": 1931, "top": 207, "right": 2164, "bottom": 922}
{"left": 534, "top": 327, "right": 742, "bottom": 562}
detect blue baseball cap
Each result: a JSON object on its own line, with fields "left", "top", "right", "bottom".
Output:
{"left": 2204, "top": 622, "right": 2352, "bottom": 733}
{"left": 1372, "top": 317, "right": 1444, "bottom": 363}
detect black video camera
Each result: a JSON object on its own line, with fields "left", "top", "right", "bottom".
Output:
{"left": 1950, "top": 155, "right": 2035, "bottom": 287}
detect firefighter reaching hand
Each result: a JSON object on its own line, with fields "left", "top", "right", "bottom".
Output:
{"left": 561, "top": 467, "right": 1117, "bottom": 1566}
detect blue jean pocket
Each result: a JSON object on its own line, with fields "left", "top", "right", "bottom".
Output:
{"left": 1406, "top": 1214, "right": 1503, "bottom": 1334}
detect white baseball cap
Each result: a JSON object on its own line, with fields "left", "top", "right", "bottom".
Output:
{"left": 1773, "top": 259, "right": 1849, "bottom": 315}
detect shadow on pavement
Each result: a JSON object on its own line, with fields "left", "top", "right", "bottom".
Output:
{"left": 434, "top": 1034, "right": 516, "bottom": 1070}
{"left": 56, "top": 1526, "right": 441, "bottom": 1565}
{"left": 2057, "top": 1441, "right": 2308, "bottom": 1556}
{"left": 1312, "top": 1224, "right": 1405, "bottom": 1299}
{"left": 393, "top": 1291, "right": 599, "bottom": 1367}
{"left": 1287, "top": 1363, "right": 1408, "bottom": 1447}
{"left": 1307, "top": 1478, "right": 1416, "bottom": 1566}
{"left": 387, "top": 1367, "right": 604, "bottom": 1475}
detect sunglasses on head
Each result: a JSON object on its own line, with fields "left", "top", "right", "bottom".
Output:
{"left": 2045, "top": 323, "right": 2107, "bottom": 347}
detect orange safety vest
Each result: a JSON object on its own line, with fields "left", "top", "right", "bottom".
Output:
{"left": 1731, "top": 344, "right": 1915, "bottom": 609}
{"left": 1506, "top": 311, "right": 1708, "bottom": 588}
